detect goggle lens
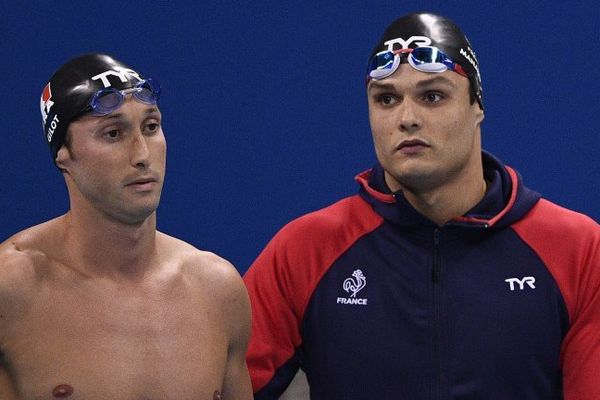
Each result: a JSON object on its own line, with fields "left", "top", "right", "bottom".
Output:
{"left": 412, "top": 47, "right": 444, "bottom": 63}
{"left": 409, "top": 47, "right": 449, "bottom": 73}
{"left": 373, "top": 52, "right": 395, "bottom": 69}
{"left": 368, "top": 51, "right": 400, "bottom": 80}
{"left": 133, "top": 79, "right": 161, "bottom": 104}
{"left": 93, "top": 91, "right": 123, "bottom": 114}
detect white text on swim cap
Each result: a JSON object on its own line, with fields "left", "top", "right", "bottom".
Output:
{"left": 91, "top": 67, "right": 142, "bottom": 88}
{"left": 459, "top": 47, "right": 481, "bottom": 81}
{"left": 47, "top": 114, "right": 60, "bottom": 143}
{"left": 384, "top": 36, "right": 432, "bottom": 51}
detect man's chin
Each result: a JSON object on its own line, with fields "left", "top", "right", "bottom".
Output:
{"left": 387, "top": 167, "right": 441, "bottom": 193}
{"left": 109, "top": 201, "right": 160, "bottom": 226}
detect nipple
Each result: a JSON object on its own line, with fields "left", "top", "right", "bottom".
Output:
{"left": 52, "top": 384, "right": 74, "bottom": 398}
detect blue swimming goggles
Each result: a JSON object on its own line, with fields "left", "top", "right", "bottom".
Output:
{"left": 84, "top": 78, "right": 161, "bottom": 116}
{"left": 367, "top": 46, "right": 467, "bottom": 81}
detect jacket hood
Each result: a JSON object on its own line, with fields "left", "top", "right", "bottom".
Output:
{"left": 356, "top": 151, "right": 541, "bottom": 228}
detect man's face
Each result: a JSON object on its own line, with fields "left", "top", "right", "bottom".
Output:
{"left": 57, "top": 97, "right": 166, "bottom": 224}
{"left": 367, "top": 63, "right": 484, "bottom": 193}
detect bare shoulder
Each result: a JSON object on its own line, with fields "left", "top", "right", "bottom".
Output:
{"left": 0, "top": 222, "right": 60, "bottom": 334}
{"left": 0, "top": 237, "right": 35, "bottom": 302}
{"left": 156, "top": 233, "right": 250, "bottom": 338}
{"left": 157, "top": 232, "right": 247, "bottom": 300}
{"left": 0, "top": 228, "right": 45, "bottom": 294}
{"left": 0, "top": 217, "right": 67, "bottom": 286}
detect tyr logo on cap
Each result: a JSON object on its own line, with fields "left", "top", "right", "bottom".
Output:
{"left": 384, "top": 36, "right": 432, "bottom": 51}
{"left": 91, "top": 67, "right": 142, "bottom": 88}
{"left": 40, "top": 83, "right": 54, "bottom": 125}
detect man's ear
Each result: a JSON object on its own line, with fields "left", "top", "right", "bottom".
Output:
{"left": 55, "top": 145, "right": 71, "bottom": 172}
{"left": 475, "top": 106, "right": 484, "bottom": 126}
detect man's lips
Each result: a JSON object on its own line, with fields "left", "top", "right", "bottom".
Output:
{"left": 397, "top": 139, "right": 429, "bottom": 149}
{"left": 126, "top": 177, "right": 157, "bottom": 185}
{"left": 397, "top": 139, "right": 430, "bottom": 154}
{"left": 124, "top": 175, "right": 159, "bottom": 190}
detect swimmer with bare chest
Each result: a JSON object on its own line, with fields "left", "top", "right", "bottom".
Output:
{"left": 0, "top": 54, "right": 252, "bottom": 400}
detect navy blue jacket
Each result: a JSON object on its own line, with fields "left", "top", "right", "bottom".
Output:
{"left": 244, "top": 152, "right": 600, "bottom": 399}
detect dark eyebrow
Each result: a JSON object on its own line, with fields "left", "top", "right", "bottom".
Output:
{"left": 102, "top": 112, "right": 124, "bottom": 121}
{"left": 144, "top": 106, "right": 161, "bottom": 115}
{"left": 415, "top": 75, "right": 458, "bottom": 89}
{"left": 368, "top": 75, "right": 458, "bottom": 92}
{"left": 96, "top": 106, "right": 161, "bottom": 122}
{"left": 367, "top": 82, "right": 396, "bottom": 92}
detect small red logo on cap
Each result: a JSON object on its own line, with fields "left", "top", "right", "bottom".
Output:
{"left": 40, "top": 83, "right": 54, "bottom": 125}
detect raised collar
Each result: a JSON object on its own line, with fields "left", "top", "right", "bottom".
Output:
{"left": 355, "top": 151, "right": 540, "bottom": 228}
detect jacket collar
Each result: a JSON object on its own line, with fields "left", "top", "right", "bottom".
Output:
{"left": 356, "top": 151, "right": 540, "bottom": 228}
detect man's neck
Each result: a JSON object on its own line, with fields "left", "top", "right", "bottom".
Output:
{"left": 60, "top": 207, "right": 159, "bottom": 280}
{"left": 389, "top": 165, "right": 487, "bottom": 227}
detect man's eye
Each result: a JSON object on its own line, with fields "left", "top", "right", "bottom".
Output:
{"left": 423, "top": 92, "right": 444, "bottom": 103}
{"left": 104, "top": 129, "right": 120, "bottom": 139}
{"left": 378, "top": 94, "right": 397, "bottom": 105}
{"left": 143, "top": 122, "right": 161, "bottom": 135}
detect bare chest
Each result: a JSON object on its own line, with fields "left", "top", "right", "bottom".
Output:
{"left": 3, "top": 282, "right": 228, "bottom": 399}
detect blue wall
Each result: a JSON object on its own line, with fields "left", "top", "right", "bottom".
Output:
{"left": 1, "top": 1, "right": 598, "bottom": 273}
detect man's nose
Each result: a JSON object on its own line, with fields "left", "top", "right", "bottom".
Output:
{"left": 397, "top": 98, "right": 422, "bottom": 133}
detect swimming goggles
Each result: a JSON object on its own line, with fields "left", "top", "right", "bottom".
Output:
{"left": 367, "top": 46, "right": 467, "bottom": 81}
{"left": 84, "top": 78, "right": 161, "bottom": 116}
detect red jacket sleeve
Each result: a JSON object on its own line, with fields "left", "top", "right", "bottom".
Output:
{"left": 513, "top": 199, "right": 600, "bottom": 399}
{"left": 243, "top": 195, "right": 382, "bottom": 394}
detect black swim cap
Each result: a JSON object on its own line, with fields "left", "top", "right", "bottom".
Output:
{"left": 370, "top": 12, "right": 483, "bottom": 109}
{"left": 40, "top": 53, "right": 145, "bottom": 162}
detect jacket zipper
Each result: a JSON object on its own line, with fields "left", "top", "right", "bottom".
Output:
{"left": 432, "top": 229, "right": 441, "bottom": 282}
{"left": 432, "top": 228, "right": 443, "bottom": 400}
